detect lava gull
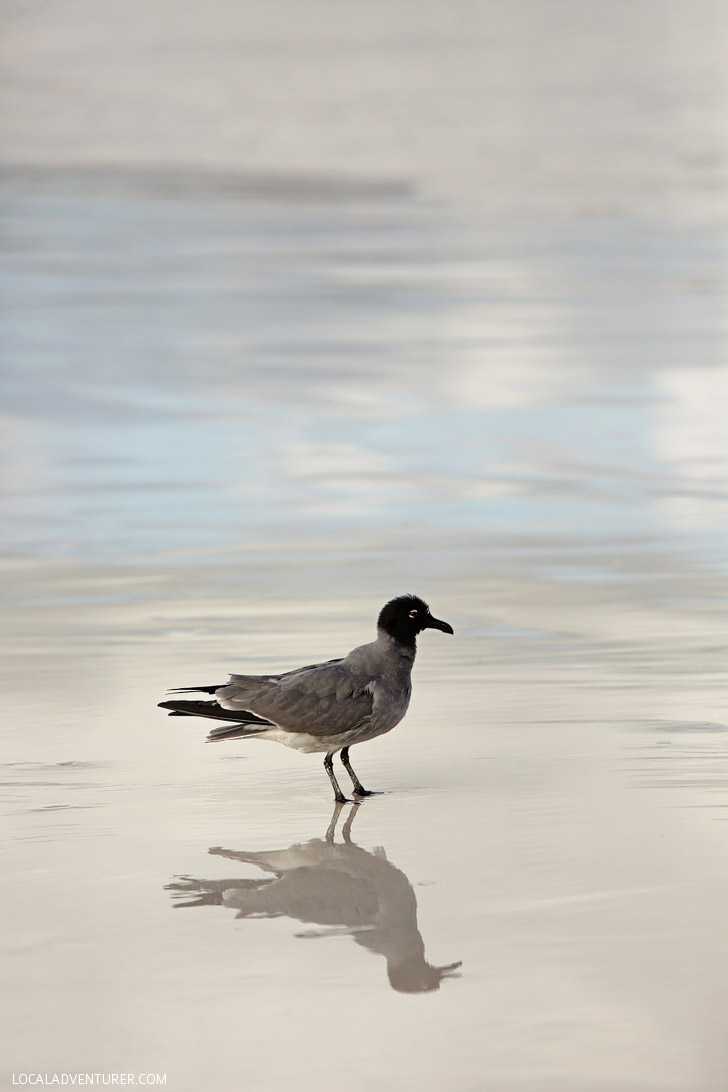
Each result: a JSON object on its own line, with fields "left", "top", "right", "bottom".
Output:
{"left": 159, "top": 594, "right": 453, "bottom": 801}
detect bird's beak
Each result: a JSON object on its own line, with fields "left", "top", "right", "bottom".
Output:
{"left": 425, "top": 615, "right": 454, "bottom": 635}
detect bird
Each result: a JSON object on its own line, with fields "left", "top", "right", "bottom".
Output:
{"left": 158, "top": 594, "right": 454, "bottom": 802}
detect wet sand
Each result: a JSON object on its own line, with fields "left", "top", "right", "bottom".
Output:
{"left": 2, "top": 180, "right": 728, "bottom": 1089}
{"left": 2, "top": 2, "right": 728, "bottom": 1089}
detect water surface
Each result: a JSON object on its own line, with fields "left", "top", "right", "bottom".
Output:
{"left": 2, "top": 3, "right": 728, "bottom": 1089}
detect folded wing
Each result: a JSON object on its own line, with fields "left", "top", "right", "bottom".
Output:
{"left": 216, "top": 660, "right": 373, "bottom": 738}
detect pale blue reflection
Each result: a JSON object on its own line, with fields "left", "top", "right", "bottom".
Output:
{"left": 2, "top": 171, "right": 727, "bottom": 562}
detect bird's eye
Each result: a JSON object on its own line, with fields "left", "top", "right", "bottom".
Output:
{"left": 409, "top": 609, "right": 418, "bottom": 618}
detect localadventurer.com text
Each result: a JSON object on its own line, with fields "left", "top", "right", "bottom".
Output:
{"left": 13, "top": 1078, "right": 166, "bottom": 1086}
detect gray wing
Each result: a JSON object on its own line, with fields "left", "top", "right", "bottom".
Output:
{"left": 216, "top": 660, "right": 373, "bottom": 738}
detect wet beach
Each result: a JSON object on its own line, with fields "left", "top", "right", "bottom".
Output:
{"left": 2, "top": 2, "right": 728, "bottom": 1089}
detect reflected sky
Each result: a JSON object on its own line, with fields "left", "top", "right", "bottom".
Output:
{"left": 166, "top": 802, "right": 461, "bottom": 993}
{"left": 2, "top": 169, "right": 727, "bottom": 566}
{"left": 2, "top": 1, "right": 726, "bottom": 218}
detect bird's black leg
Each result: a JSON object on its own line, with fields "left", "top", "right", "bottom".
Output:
{"left": 324, "top": 751, "right": 350, "bottom": 804}
{"left": 340, "top": 746, "right": 380, "bottom": 797}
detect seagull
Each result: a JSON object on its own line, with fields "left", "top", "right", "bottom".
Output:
{"left": 159, "top": 594, "right": 454, "bottom": 801}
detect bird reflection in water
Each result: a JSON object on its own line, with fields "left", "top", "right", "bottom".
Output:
{"left": 165, "top": 803, "right": 461, "bottom": 993}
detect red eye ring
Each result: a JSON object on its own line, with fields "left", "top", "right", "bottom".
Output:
{"left": 408, "top": 609, "right": 418, "bottom": 618}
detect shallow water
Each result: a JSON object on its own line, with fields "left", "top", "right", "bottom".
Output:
{"left": 2, "top": 3, "right": 728, "bottom": 1089}
{"left": 2, "top": 169, "right": 728, "bottom": 1092}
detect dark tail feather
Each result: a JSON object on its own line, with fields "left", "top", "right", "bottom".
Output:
{"left": 167, "top": 685, "right": 223, "bottom": 695}
{"left": 206, "top": 722, "right": 268, "bottom": 742}
{"left": 158, "top": 699, "right": 273, "bottom": 726}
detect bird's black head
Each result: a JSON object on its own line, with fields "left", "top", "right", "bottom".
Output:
{"left": 377, "top": 595, "right": 454, "bottom": 647}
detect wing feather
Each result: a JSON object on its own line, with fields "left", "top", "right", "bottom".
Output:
{"left": 216, "top": 661, "right": 373, "bottom": 738}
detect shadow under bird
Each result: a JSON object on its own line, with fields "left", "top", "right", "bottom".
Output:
{"left": 159, "top": 594, "right": 454, "bottom": 801}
